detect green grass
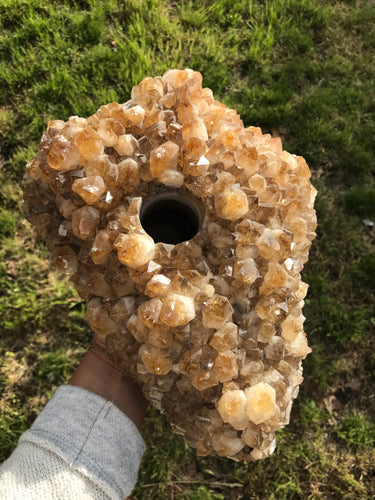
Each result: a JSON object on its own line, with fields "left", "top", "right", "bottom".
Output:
{"left": 0, "top": 208, "right": 16, "bottom": 238}
{"left": 336, "top": 411, "right": 375, "bottom": 451}
{"left": 1, "top": 0, "right": 374, "bottom": 498}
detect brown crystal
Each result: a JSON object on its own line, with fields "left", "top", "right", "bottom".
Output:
{"left": 115, "top": 134, "right": 138, "bottom": 157}
{"left": 47, "top": 139, "right": 80, "bottom": 171}
{"left": 202, "top": 294, "right": 234, "bottom": 329}
{"left": 214, "top": 350, "right": 238, "bottom": 383}
{"left": 149, "top": 141, "right": 180, "bottom": 178}
{"left": 217, "top": 390, "right": 248, "bottom": 430}
{"left": 233, "top": 258, "right": 260, "bottom": 284}
{"left": 71, "top": 206, "right": 100, "bottom": 240}
{"left": 54, "top": 245, "right": 78, "bottom": 275}
{"left": 117, "top": 232, "right": 155, "bottom": 269}
{"left": 23, "top": 68, "right": 317, "bottom": 463}
{"left": 96, "top": 118, "right": 125, "bottom": 147}
{"left": 74, "top": 128, "right": 104, "bottom": 161}
{"left": 245, "top": 383, "right": 277, "bottom": 425}
{"left": 209, "top": 323, "right": 239, "bottom": 351}
{"left": 138, "top": 298, "right": 163, "bottom": 328}
{"left": 159, "top": 293, "right": 196, "bottom": 327}
{"left": 139, "top": 343, "right": 172, "bottom": 375}
{"left": 90, "top": 230, "right": 113, "bottom": 265}
{"left": 192, "top": 369, "right": 219, "bottom": 391}
{"left": 72, "top": 175, "right": 106, "bottom": 205}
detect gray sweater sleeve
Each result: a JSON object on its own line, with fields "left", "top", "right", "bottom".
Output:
{"left": 0, "top": 385, "right": 146, "bottom": 500}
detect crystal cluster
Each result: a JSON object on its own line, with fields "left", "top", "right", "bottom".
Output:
{"left": 23, "top": 69, "right": 317, "bottom": 461}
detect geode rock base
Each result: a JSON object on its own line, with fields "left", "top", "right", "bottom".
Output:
{"left": 23, "top": 69, "right": 317, "bottom": 461}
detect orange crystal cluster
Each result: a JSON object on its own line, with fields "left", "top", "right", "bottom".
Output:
{"left": 23, "top": 69, "right": 317, "bottom": 461}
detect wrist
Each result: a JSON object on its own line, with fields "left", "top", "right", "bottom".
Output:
{"left": 69, "top": 346, "right": 148, "bottom": 430}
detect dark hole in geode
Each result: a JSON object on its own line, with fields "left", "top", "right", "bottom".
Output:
{"left": 141, "top": 197, "right": 200, "bottom": 244}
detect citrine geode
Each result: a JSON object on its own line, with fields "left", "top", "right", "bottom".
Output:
{"left": 23, "top": 69, "right": 317, "bottom": 461}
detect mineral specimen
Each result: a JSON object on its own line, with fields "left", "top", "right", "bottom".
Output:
{"left": 23, "top": 68, "right": 317, "bottom": 461}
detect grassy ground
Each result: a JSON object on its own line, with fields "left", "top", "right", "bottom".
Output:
{"left": 1, "top": 0, "right": 374, "bottom": 498}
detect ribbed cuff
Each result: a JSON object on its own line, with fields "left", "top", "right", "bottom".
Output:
{"left": 20, "top": 385, "right": 146, "bottom": 499}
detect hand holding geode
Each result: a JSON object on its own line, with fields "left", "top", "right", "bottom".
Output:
{"left": 23, "top": 69, "right": 317, "bottom": 461}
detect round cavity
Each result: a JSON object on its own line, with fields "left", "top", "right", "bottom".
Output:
{"left": 140, "top": 190, "right": 202, "bottom": 245}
